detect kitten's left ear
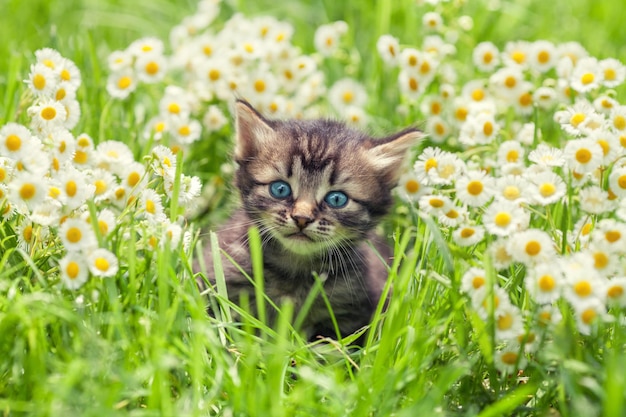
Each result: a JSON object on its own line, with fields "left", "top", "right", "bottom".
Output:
{"left": 366, "top": 128, "right": 424, "bottom": 183}
{"left": 234, "top": 99, "right": 275, "bottom": 160}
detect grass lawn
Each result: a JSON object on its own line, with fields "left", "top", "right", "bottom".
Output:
{"left": 2, "top": 0, "right": 626, "bottom": 416}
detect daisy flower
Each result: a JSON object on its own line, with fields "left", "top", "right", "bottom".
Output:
{"left": 395, "top": 171, "right": 431, "bottom": 203}
{"left": 563, "top": 138, "right": 603, "bottom": 174}
{"left": 427, "top": 152, "right": 466, "bottom": 186}
{"left": 59, "top": 218, "right": 97, "bottom": 253}
{"left": 511, "top": 83, "right": 535, "bottom": 116}
{"left": 554, "top": 100, "right": 602, "bottom": 136}
{"left": 472, "top": 41, "right": 500, "bottom": 72}
{"left": 159, "top": 86, "right": 192, "bottom": 120}
{"left": 438, "top": 204, "right": 467, "bottom": 227}
{"left": 314, "top": 21, "right": 345, "bottom": 57}
{"left": 202, "top": 105, "right": 228, "bottom": 132}
{"left": 0, "top": 122, "right": 35, "bottom": 158}
{"left": 455, "top": 170, "right": 495, "bottom": 207}
{"left": 139, "top": 188, "right": 167, "bottom": 223}
{"left": 398, "top": 48, "right": 422, "bottom": 73}
{"left": 528, "top": 144, "right": 565, "bottom": 167}
{"left": 570, "top": 57, "right": 603, "bottom": 93}
{"left": 471, "top": 285, "right": 512, "bottom": 320}
{"left": 507, "top": 229, "right": 557, "bottom": 266}
{"left": 605, "top": 277, "right": 626, "bottom": 307}
{"left": 8, "top": 172, "right": 48, "bottom": 212}
{"left": 452, "top": 224, "right": 485, "bottom": 247}
{"left": 95, "top": 140, "right": 135, "bottom": 175}
{"left": 89, "top": 208, "right": 117, "bottom": 237}
{"left": 572, "top": 298, "right": 605, "bottom": 336}
{"left": 489, "top": 66, "right": 525, "bottom": 102}
{"left": 151, "top": 145, "right": 177, "bottom": 178}
{"left": 525, "top": 263, "right": 563, "bottom": 304}
{"left": 89, "top": 169, "right": 117, "bottom": 203}
{"left": 121, "top": 161, "right": 147, "bottom": 194}
{"left": 53, "top": 166, "right": 95, "bottom": 210}
{"left": 425, "top": 116, "right": 450, "bottom": 144}
{"left": 168, "top": 173, "right": 202, "bottom": 205}
{"left": 343, "top": 106, "right": 368, "bottom": 126}
{"left": 533, "top": 86, "right": 558, "bottom": 110}
{"left": 422, "top": 11, "right": 443, "bottom": 31}
{"left": 459, "top": 111, "right": 500, "bottom": 146}
{"left": 494, "top": 304, "right": 525, "bottom": 341}
{"left": 536, "top": 303, "right": 563, "bottom": 328}
{"left": 593, "top": 95, "right": 619, "bottom": 115}
{"left": 600, "top": 58, "right": 626, "bottom": 88}
{"left": 59, "top": 253, "right": 90, "bottom": 290}
{"left": 170, "top": 116, "right": 202, "bottom": 145}
{"left": 398, "top": 70, "right": 425, "bottom": 100}
{"left": 591, "top": 219, "right": 626, "bottom": 251}
{"left": 106, "top": 68, "right": 138, "bottom": 100}
{"left": 561, "top": 252, "right": 606, "bottom": 305}
{"left": 495, "top": 175, "right": 529, "bottom": 204}
{"left": 26, "top": 62, "right": 59, "bottom": 97}
{"left": 28, "top": 99, "right": 67, "bottom": 134}
{"left": 460, "top": 266, "right": 487, "bottom": 294}
{"left": 87, "top": 248, "right": 119, "bottom": 278}
{"left": 135, "top": 52, "right": 168, "bottom": 84}
{"left": 502, "top": 40, "right": 531, "bottom": 68}
{"left": 418, "top": 194, "right": 453, "bottom": 217}
{"left": 609, "top": 106, "right": 626, "bottom": 134}
{"left": 461, "top": 79, "right": 489, "bottom": 103}
{"left": 56, "top": 57, "right": 81, "bottom": 91}
{"left": 579, "top": 185, "right": 612, "bottom": 215}
{"left": 495, "top": 343, "right": 527, "bottom": 375}
{"left": 528, "top": 40, "right": 557, "bottom": 73}
{"left": 527, "top": 170, "right": 566, "bottom": 206}
{"left": 483, "top": 200, "right": 529, "bottom": 237}
{"left": 107, "top": 50, "right": 133, "bottom": 72}
{"left": 376, "top": 34, "right": 400, "bottom": 66}
{"left": 496, "top": 141, "right": 525, "bottom": 166}
{"left": 328, "top": 78, "right": 367, "bottom": 113}
{"left": 586, "top": 242, "right": 620, "bottom": 277}
{"left": 35, "top": 47, "right": 64, "bottom": 70}
{"left": 128, "top": 37, "right": 164, "bottom": 57}
{"left": 245, "top": 69, "right": 279, "bottom": 107}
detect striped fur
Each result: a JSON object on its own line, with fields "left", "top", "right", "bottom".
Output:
{"left": 200, "top": 100, "right": 423, "bottom": 341}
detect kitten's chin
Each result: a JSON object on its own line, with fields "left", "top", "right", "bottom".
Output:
{"left": 274, "top": 233, "right": 328, "bottom": 256}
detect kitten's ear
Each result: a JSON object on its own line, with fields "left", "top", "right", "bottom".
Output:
{"left": 234, "top": 100, "right": 275, "bottom": 160}
{"left": 366, "top": 128, "right": 424, "bottom": 183}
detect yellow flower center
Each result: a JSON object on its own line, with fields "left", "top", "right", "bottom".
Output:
{"left": 33, "top": 73, "right": 46, "bottom": 90}
{"left": 95, "top": 257, "right": 110, "bottom": 272}
{"left": 570, "top": 113, "right": 585, "bottom": 127}
{"left": 178, "top": 125, "right": 191, "bottom": 136}
{"left": 254, "top": 80, "right": 266, "bottom": 93}
{"left": 605, "top": 230, "right": 621, "bottom": 243}
{"left": 574, "top": 281, "right": 592, "bottom": 297}
{"left": 66, "top": 180, "right": 77, "bottom": 197}
{"left": 66, "top": 261, "right": 80, "bottom": 279}
{"left": 98, "top": 220, "right": 109, "bottom": 235}
{"left": 94, "top": 180, "right": 107, "bottom": 195}
{"left": 607, "top": 285, "right": 624, "bottom": 299}
{"left": 471, "top": 88, "right": 485, "bottom": 101}
{"left": 539, "top": 183, "right": 556, "bottom": 197}
{"left": 405, "top": 179, "right": 419, "bottom": 194}
{"left": 506, "top": 150, "right": 519, "bottom": 162}
{"left": 581, "top": 73, "right": 595, "bottom": 85}
{"left": 118, "top": 76, "right": 132, "bottom": 90}
{"left": 20, "top": 183, "right": 36, "bottom": 200}
{"left": 614, "top": 115, "right": 626, "bottom": 131}
{"left": 494, "top": 212, "right": 511, "bottom": 227}
{"left": 511, "top": 51, "right": 526, "bottom": 64}
{"left": 22, "top": 225, "right": 33, "bottom": 242}
{"left": 525, "top": 241, "right": 541, "bottom": 256}
{"left": 127, "top": 172, "right": 141, "bottom": 187}
{"left": 408, "top": 55, "right": 418, "bottom": 66}
{"left": 519, "top": 92, "right": 532, "bottom": 107}
{"left": 434, "top": 123, "right": 445, "bottom": 135}
{"left": 461, "top": 228, "right": 475, "bottom": 239}
{"left": 593, "top": 252, "right": 609, "bottom": 269}
{"left": 5, "top": 134, "right": 21, "bottom": 152}
{"left": 66, "top": 227, "right": 82, "bottom": 243}
{"left": 581, "top": 308, "right": 596, "bottom": 324}
{"left": 501, "top": 351, "right": 519, "bottom": 365}
{"left": 538, "top": 275, "right": 555, "bottom": 291}
{"left": 168, "top": 103, "right": 180, "bottom": 114}
{"left": 145, "top": 61, "right": 159, "bottom": 75}
{"left": 408, "top": 77, "right": 419, "bottom": 91}
{"left": 425, "top": 158, "right": 438, "bottom": 171}
{"left": 497, "top": 312, "right": 514, "bottom": 330}
{"left": 455, "top": 107, "right": 468, "bottom": 121}
{"left": 483, "top": 122, "right": 494, "bottom": 136}
{"left": 575, "top": 148, "right": 592, "bottom": 164}
{"left": 504, "top": 76, "right": 517, "bottom": 88}
{"left": 483, "top": 52, "right": 493, "bottom": 64}
{"left": 208, "top": 69, "right": 220, "bottom": 81}
{"left": 429, "top": 198, "right": 444, "bottom": 208}
{"left": 41, "top": 107, "right": 57, "bottom": 121}
{"left": 445, "top": 209, "right": 459, "bottom": 219}
{"left": 60, "top": 69, "right": 71, "bottom": 81}
{"left": 467, "top": 180, "right": 483, "bottom": 196}
{"left": 537, "top": 50, "right": 550, "bottom": 64}
{"left": 420, "top": 61, "right": 431, "bottom": 75}
{"left": 146, "top": 199, "right": 156, "bottom": 214}
{"left": 604, "top": 68, "right": 616, "bottom": 81}
{"left": 74, "top": 150, "right": 88, "bottom": 164}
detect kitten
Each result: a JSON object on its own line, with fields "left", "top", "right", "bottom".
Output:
{"left": 198, "top": 100, "right": 422, "bottom": 341}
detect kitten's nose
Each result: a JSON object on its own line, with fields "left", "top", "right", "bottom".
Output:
{"left": 292, "top": 214, "right": 314, "bottom": 230}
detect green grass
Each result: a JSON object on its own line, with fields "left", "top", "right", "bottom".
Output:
{"left": 2, "top": 0, "right": 626, "bottom": 416}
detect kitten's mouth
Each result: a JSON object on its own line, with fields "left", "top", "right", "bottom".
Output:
{"left": 285, "top": 231, "right": 314, "bottom": 242}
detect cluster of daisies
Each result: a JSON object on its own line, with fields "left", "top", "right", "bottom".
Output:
{"left": 378, "top": 11, "right": 626, "bottom": 372}
{"left": 106, "top": 0, "right": 372, "bottom": 149}
{"left": 0, "top": 48, "right": 200, "bottom": 290}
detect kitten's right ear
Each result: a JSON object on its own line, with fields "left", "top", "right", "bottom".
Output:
{"left": 234, "top": 100, "right": 275, "bottom": 160}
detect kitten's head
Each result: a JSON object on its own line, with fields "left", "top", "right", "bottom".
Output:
{"left": 233, "top": 100, "right": 423, "bottom": 255}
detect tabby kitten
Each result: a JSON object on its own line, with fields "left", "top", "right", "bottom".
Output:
{"left": 199, "top": 100, "right": 422, "bottom": 341}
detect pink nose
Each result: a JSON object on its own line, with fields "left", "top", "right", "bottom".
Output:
{"left": 292, "top": 214, "right": 313, "bottom": 229}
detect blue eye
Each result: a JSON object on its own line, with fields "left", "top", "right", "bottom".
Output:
{"left": 269, "top": 180, "right": 292, "bottom": 199}
{"left": 324, "top": 191, "right": 348, "bottom": 208}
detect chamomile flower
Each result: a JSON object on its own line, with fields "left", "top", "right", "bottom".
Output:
{"left": 593, "top": 95, "right": 619, "bottom": 115}
{"left": 59, "top": 218, "right": 97, "bottom": 252}
{"left": 459, "top": 111, "right": 500, "bottom": 146}
{"left": 571, "top": 57, "right": 603, "bottom": 93}
{"left": 599, "top": 58, "right": 626, "bottom": 88}
{"left": 168, "top": 173, "right": 202, "bottom": 205}
{"left": 314, "top": 22, "right": 344, "bottom": 57}
{"left": 455, "top": 170, "right": 495, "bottom": 207}
{"left": 494, "top": 304, "right": 525, "bottom": 341}
{"left": 121, "top": 161, "right": 147, "bottom": 194}
{"left": 106, "top": 68, "right": 138, "bottom": 99}
{"left": 59, "top": 253, "right": 89, "bottom": 290}
{"left": 343, "top": 105, "right": 368, "bottom": 126}
{"left": 73, "top": 133, "right": 95, "bottom": 167}
{"left": 586, "top": 242, "right": 620, "bottom": 277}
{"left": 376, "top": 34, "right": 400, "bottom": 66}
{"left": 460, "top": 266, "right": 487, "bottom": 294}
{"left": 398, "top": 70, "right": 425, "bottom": 100}
{"left": 8, "top": 172, "right": 48, "bottom": 212}
{"left": 533, "top": 86, "right": 558, "bottom": 110}
{"left": 245, "top": 69, "right": 279, "bottom": 106}
{"left": 591, "top": 219, "right": 626, "bottom": 250}
{"left": 497, "top": 141, "right": 525, "bottom": 166}
{"left": 425, "top": 116, "right": 450, "bottom": 144}
{"left": 159, "top": 86, "right": 192, "bottom": 120}
{"left": 396, "top": 171, "right": 431, "bottom": 203}
{"left": 328, "top": 78, "right": 367, "bottom": 113}
{"left": 139, "top": 188, "right": 167, "bottom": 223}
{"left": 95, "top": 140, "right": 135, "bottom": 175}
{"left": 527, "top": 170, "right": 566, "bottom": 206}
{"left": 526, "top": 263, "right": 563, "bottom": 304}
{"left": 0, "top": 123, "right": 35, "bottom": 158}
{"left": 438, "top": 204, "right": 467, "bottom": 227}
{"left": 502, "top": 40, "right": 531, "bottom": 69}
{"left": 202, "top": 105, "right": 228, "bottom": 132}
{"left": 483, "top": 200, "right": 529, "bottom": 237}
{"left": 452, "top": 224, "right": 485, "bottom": 247}
{"left": 26, "top": 62, "right": 59, "bottom": 97}
{"left": 579, "top": 185, "right": 612, "bottom": 215}
{"left": 53, "top": 165, "right": 95, "bottom": 210}
{"left": 16, "top": 220, "right": 48, "bottom": 252}
{"left": 473, "top": 41, "right": 500, "bottom": 72}
{"left": 87, "top": 248, "right": 119, "bottom": 278}
{"left": 605, "top": 277, "right": 626, "bottom": 307}
{"left": 555, "top": 100, "right": 602, "bottom": 136}
{"left": 135, "top": 52, "right": 168, "bottom": 84}
{"left": 151, "top": 145, "right": 177, "bottom": 178}
{"left": 528, "top": 40, "right": 557, "bottom": 73}
{"left": 528, "top": 144, "right": 565, "bottom": 167}
{"left": 572, "top": 298, "right": 605, "bottom": 336}
{"left": 90, "top": 208, "right": 116, "bottom": 237}
{"left": 107, "top": 50, "right": 133, "bottom": 72}
{"left": 170, "top": 116, "right": 202, "bottom": 145}
{"left": 89, "top": 169, "right": 117, "bottom": 203}
{"left": 508, "top": 229, "right": 557, "bottom": 266}
{"left": 563, "top": 138, "right": 603, "bottom": 174}
{"left": 495, "top": 175, "right": 529, "bottom": 204}
{"left": 128, "top": 37, "right": 165, "bottom": 57}
{"left": 471, "top": 285, "right": 512, "bottom": 320}
{"left": 609, "top": 106, "right": 626, "bottom": 134}
{"left": 418, "top": 194, "right": 453, "bottom": 217}
{"left": 28, "top": 99, "right": 67, "bottom": 134}
{"left": 562, "top": 252, "right": 606, "bottom": 305}
{"left": 495, "top": 343, "right": 526, "bottom": 375}
{"left": 56, "top": 57, "right": 81, "bottom": 91}
{"left": 35, "top": 47, "right": 64, "bottom": 70}
{"left": 489, "top": 66, "right": 525, "bottom": 101}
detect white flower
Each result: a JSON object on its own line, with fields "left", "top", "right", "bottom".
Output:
{"left": 59, "top": 218, "right": 97, "bottom": 252}
{"left": 525, "top": 263, "right": 563, "bottom": 304}
{"left": 87, "top": 248, "right": 119, "bottom": 278}
{"left": 328, "top": 78, "right": 367, "bottom": 112}
{"left": 59, "top": 253, "right": 90, "bottom": 290}
{"left": 473, "top": 41, "right": 500, "bottom": 72}
{"left": 376, "top": 34, "right": 400, "bottom": 66}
